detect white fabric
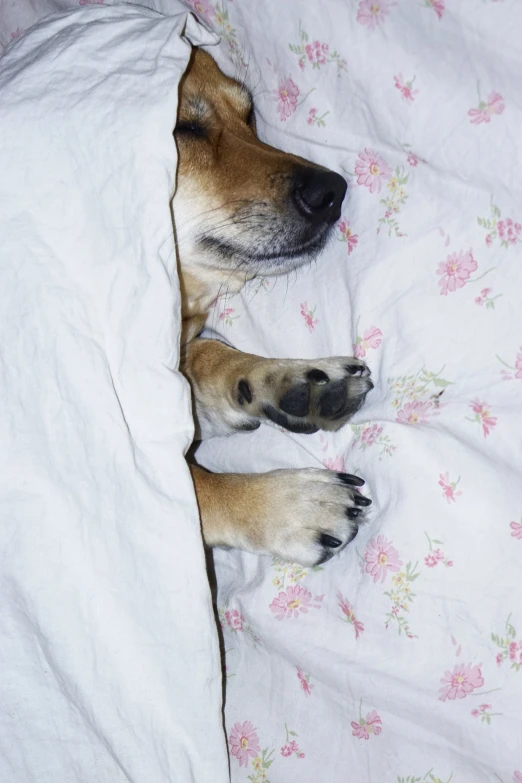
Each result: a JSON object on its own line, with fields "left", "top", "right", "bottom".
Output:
{"left": 0, "top": 6, "right": 229, "bottom": 783}
{"left": 2, "top": 1, "right": 522, "bottom": 782}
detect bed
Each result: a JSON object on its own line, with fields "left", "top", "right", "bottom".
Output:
{"left": 1, "top": 1, "right": 521, "bottom": 781}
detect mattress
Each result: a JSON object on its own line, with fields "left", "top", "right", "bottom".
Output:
{"left": 1, "top": 1, "right": 521, "bottom": 781}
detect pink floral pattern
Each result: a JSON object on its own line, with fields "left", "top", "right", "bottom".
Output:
{"left": 492, "top": 615, "right": 522, "bottom": 671}
{"left": 296, "top": 667, "right": 314, "bottom": 696}
{"left": 514, "top": 772, "right": 522, "bottom": 783}
{"left": 337, "top": 592, "right": 364, "bottom": 639}
{"left": 467, "top": 399, "right": 497, "bottom": 437}
{"left": 280, "top": 726, "right": 305, "bottom": 759}
{"left": 351, "top": 704, "right": 383, "bottom": 739}
{"left": 497, "top": 347, "right": 522, "bottom": 380}
{"left": 229, "top": 721, "right": 261, "bottom": 767}
{"left": 186, "top": 0, "right": 215, "bottom": 17}
{"left": 470, "top": 703, "right": 502, "bottom": 724}
{"left": 438, "top": 473, "right": 463, "bottom": 503}
{"left": 10, "top": 27, "right": 24, "bottom": 40}
{"left": 423, "top": 0, "right": 445, "bottom": 19}
{"left": 353, "top": 323, "right": 382, "bottom": 358}
{"left": 273, "top": 77, "right": 299, "bottom": 121}
{"left": 396, "top": 399, "right": 432, "bottom": 425}
{"left": 270, "top": 585, "right": 324, "bottom": 620}
{"left": 356, "top": 0, "right": 396, "bottom": 31}
{"left": 300, "top": 302, "right": 319, "bottom": 332}
{"left": 364, "top": 535, "right": 402, "bottom": 583}
{"left": 478, "top": 197, "right": 522, "bottom": 250}
{"left": 510, "top": 520, "right": 522, "bottom": 540}
{"left": 436, "top": 250, "right": 478, "bottom": 296}
{"left": 394, "top": 74, "right": 418, "bottom": 104}
{"left": 337, "top": 218, "right": 359, "bottom": 254}
{"left": 355, "top": 148, "right": 391, "bottom": 194}
{"left": 289, "top": 22, "right": 347, "bottom": 74}
{"left": 468, "top": 90, "right": 505, "bottom": 125}
{"left": 438, "top": 663, "right": 485, "bottom": 701}
{"left": 424, "top": 533, "right": 453, "bottom": 569}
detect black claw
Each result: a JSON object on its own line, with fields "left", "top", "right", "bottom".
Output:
{"left": 307, "top": 369, "right": 329, "bottom": 385}
{"left": 337, "top": 472, "right": 365, "bottom": 487}
{"left": 346, "top": 507, "right": 362, "bottom": 519}
{"left": 237, "top": 379, "right": 252, "bottom": 405}
{"left": 320, "top": 533, "right": 343, "bottom": 548}
{"left": 354, "top": 493, "right": 372, "bottom": 507}
{"left": 345, "top": 364, "right": 362, "bottom": 375}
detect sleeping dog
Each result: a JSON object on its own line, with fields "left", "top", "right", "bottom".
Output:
{"left": 173, "top": 48, "right": 373, "bottom": 566}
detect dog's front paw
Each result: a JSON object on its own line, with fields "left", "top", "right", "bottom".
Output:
{"left": 251, "top": 468, "right": 371, "bottom": 566}
{"left": 239, "top": 357, "right": 373, "bottom": 434}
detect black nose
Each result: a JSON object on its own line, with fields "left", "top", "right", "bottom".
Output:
{"left": 292, "top": 167, "right": 347, "bottom": 225}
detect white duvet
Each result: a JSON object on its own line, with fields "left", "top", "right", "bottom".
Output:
{"left": 0, "top": 6, "right": 229, "bottom": 783}
{"left": 2, "top": 1, "right": 522, "bottom": 782}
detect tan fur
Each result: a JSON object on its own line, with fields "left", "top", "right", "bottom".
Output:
{"left": 173, "top": 50, "right": 372, "bottom": 565}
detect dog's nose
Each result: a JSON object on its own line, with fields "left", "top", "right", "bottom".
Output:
{"left": 292, "top": 168, "right": 347, "bottom": 225}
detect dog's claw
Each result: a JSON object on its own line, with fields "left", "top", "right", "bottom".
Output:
{"left": 337, "top": 472, "right": 365, "bottom": 487}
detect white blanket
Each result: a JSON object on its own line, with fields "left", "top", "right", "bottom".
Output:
{"left": 0, "top": 6, "right": 229, "bottom": 782}
{"left": 2, "top": 1, "right": 522, "bottom": 782}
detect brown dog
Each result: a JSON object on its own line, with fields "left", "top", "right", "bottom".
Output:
{"left": 173, "top": 49, "right": 373, "bottom": 566}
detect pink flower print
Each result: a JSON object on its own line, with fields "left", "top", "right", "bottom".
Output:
{"left": 425, "top": 553, "right": 438, "bottom": 568}
{"left": 485, "top": 233, "right": 493, "bottom": 247}
{"left": 514, "top": 772, "right": 522, "bottom": 783}
{"left": 407, "top": 152, "right": 419, "bottom": 167}
{"left": 365, "top": 711, "right": 382, "bottom": 736}
{"left": 355, "top": 148, "right": 391, "bottom": 194}
{"left": 364, "top": 535, "right": 403, "bottom": 583}
{"left": 337, "top": 592, "right": 365, "bottom": 639}
{"left": 274, "top": 77, "right": 299, "bottom": 121}
{"left": 468, "top": 92, "right": 505, "bottom": 125}
{"left": 10, "top": 27, "right": 24, "bottom": 40}
{"left": 510, "top": 520, "right": 522, "bottom": 540}
{"left": 424, "top": 0, "right": 445, "bottom": 19}
{"left": 307, "top": 108, "right": 317, "bottom": 125}
{"left": 298, "top": 752, "right": 305, "bottom": 759}
{"left": 396, "top": 399, "right": 432, "bottom": 425}
{"left": 296, "top": 667, "right": 314, "bottom": 696}
{"left": 469, "top": 399, "right": 497, "bottom": 437}
{"left": 496, "top": 652, "right": 503, "bottom": 666}
{"left": 361, "top": 424, "right": 383, "bottom": 446}
{"left": 305, "top": 40, "right": 329, "bottom": 66}
{"left": 270, "top": 585, "right": 323, "bottom": 620}
{"left": 353, "top": 325, "right": 382, "bottom": 358}
{"left": 351, "top": 710, "right": 382, "bottom": 739}
{"left": 436, "top": 250, "right": 478, "bottom": 295}
{"left": 438, "top": 663, "right": 485, "bottom": 702}
{"left": 338, "top": 219, "right": 359, "bottom": 255}
{"left": 394, "top": 74, "right": 418, "bottom": 104}
{"left": 225, "top": 609, "right": 244, "bottom": 632}
{"left": 323, "top": 455, "right": 346, "bottom": 472}
{"left": 438, "top": 472, "right": 463, "bottom": 503}
{"left": 351, "top": 722, "right": 369, "bottom": 740}
{"left": 300, "top": 302, "right": 319, "bottom": 333}
{"left": 281, "top": 745, "right": 292, "bottom": 757}
{"left": 229, "top": 721, "right": 261, "bottom": 768}
{"left": 186, "top": 0, "right": 215, "bottom": 18}
{"left": 357, "top": 0, "right": 395, "bottom": 31}
{"left": 516, "top": 347, "right": 522, "bottom": 379}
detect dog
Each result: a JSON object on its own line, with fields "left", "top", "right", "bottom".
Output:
{"left": 173, "top": 48, "right": 373, "bottom": 566}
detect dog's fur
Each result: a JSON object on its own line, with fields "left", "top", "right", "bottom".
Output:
{"left": 173, "top": 49, "right": 373, "bottom": 566}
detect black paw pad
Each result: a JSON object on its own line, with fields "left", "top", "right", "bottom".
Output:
{"left": 237, "top": 379, "right": 252, "bottom": 405}
{"left": 279, "top": 384, "right": 310, "bottom": 417}
{"left": 307, "top": 369, "right": 329, "bottom": 385}
{"left": 263, "top": 404, "right": 319, "bottom": 434}
{"left": 319, "top": 379, "right": 348, "bottom": 418}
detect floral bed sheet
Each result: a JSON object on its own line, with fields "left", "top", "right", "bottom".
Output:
{"left": 2, "top": 1, "right": 521, "bottom": 781}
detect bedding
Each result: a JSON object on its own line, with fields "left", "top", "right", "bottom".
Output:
{"left": 2, "top": 1, "right": 522, "bottom": 782}
{"left": 0, "top": 6, "right": 229, "bottom": 783}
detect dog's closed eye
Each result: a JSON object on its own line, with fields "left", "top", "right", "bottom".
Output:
{"left": 175, "top": 120, "right": 207, "bottom": 139}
